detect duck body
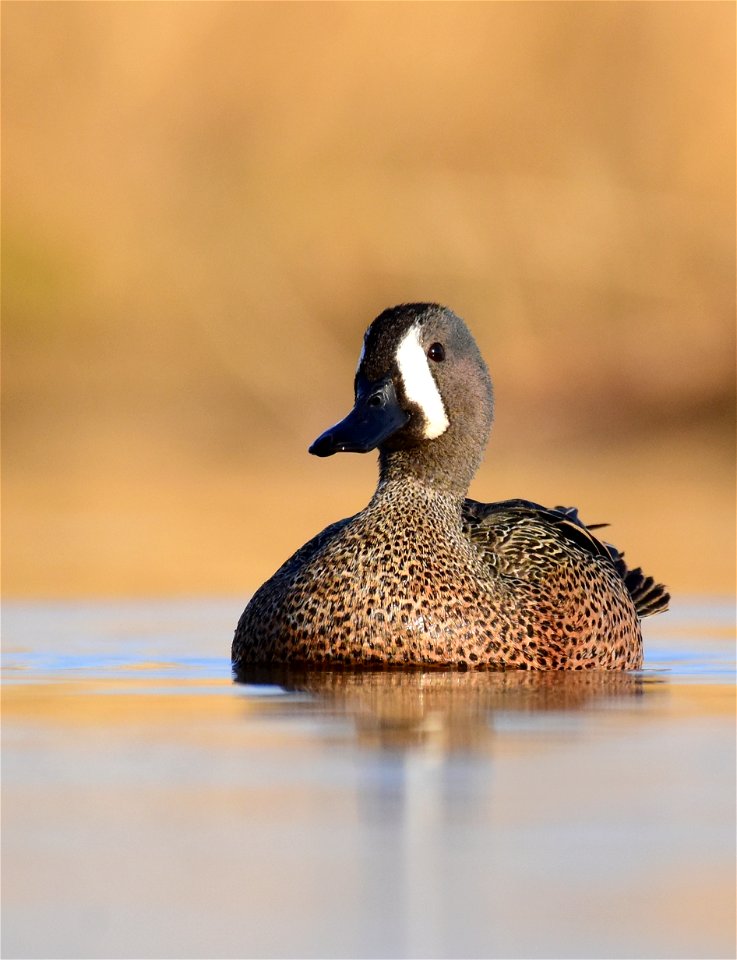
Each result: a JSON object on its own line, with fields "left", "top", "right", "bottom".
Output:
{"left": 233, "top": 304, "right": 668, "bottom": 671}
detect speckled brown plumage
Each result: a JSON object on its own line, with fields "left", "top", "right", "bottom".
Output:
{"left": 233, "top": 304, "right": 669, "bottom": 670}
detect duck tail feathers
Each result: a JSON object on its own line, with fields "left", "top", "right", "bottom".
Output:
{"left": 612, "top": 553, "right": 670, "bottom": 618}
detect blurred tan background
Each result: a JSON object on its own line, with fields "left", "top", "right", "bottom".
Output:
{"left": 3, "top": 1, "right": 735, "bottom": 599}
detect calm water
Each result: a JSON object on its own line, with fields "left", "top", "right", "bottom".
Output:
{"left": 2, "top": 598, "right": 735, "bottom": 960}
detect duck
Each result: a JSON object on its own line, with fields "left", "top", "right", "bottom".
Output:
{"left": 232, "top": 303, "right": 668, "bottom": 671}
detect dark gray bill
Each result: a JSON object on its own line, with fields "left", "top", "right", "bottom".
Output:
{"left": 309, "top": 376, "right": 409, "bottom": 457}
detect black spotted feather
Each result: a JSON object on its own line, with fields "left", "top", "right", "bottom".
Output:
{"left": 462, "top": 498, "right": 669, "bottom": 618}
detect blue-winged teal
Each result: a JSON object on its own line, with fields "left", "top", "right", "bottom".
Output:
{"left": 233, "top": 303, "right": 668, "bottom": 670}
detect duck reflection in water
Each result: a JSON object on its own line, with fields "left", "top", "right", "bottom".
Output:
{"left": 232, "top": 665, "right": 668, "bottom": 957}
{"left": 233, "top": 665, "right": 665, "bottom": 752}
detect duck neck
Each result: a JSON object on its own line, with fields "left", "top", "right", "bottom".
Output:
{"left": 375, "top": 447, "right": 470, "bottom": 513}
{"left": 369, "top": 471, "right": 464, "bottom": 543}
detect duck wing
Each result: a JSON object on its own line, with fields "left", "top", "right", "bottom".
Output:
{"left": 462, "top": 498, "right": 670, "bottom": 619}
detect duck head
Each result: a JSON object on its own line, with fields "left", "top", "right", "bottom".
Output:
{"left": 309, "top": 304, "right": 494, "bottom": 495}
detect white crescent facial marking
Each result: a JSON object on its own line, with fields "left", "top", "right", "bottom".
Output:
{"left": 395, "top": 325, "right": 449, "bottom": 439}
{"left": 355, "top": 339, "right": 366, "bottom": 375}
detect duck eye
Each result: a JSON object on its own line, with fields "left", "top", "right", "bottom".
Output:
{"left": 427, "top": 342, "right": 445, "bottom": 362}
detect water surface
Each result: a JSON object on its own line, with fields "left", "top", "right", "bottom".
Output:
{"left": 2, "top": 598, "right": 735, "bottom": 959}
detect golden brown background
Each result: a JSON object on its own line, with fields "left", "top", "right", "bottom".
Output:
{"left": 3, "top": 1, "right": 735, "bottom": 599}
